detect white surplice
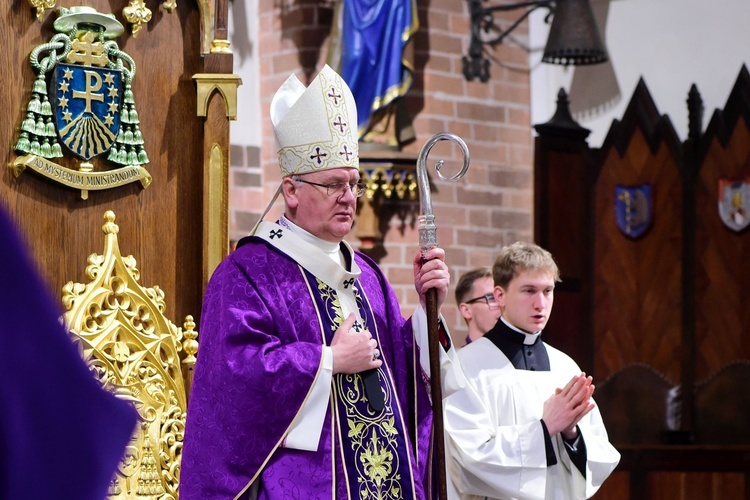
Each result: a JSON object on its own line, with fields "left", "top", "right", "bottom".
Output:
{"left": 444, "top": 337, "right": 620, "bottom": 500}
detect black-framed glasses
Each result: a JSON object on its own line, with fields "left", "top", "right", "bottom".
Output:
{"left": 294, "top": 178, "right": 367, "bottom": 198}
{"left": 464, "top": 293, "right": 499, "bottom": 309}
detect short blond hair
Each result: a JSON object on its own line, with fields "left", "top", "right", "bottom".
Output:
{"left": 492, "top": 242, "right": 560, "bottom": 289}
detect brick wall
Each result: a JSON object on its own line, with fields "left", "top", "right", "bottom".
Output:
{"left": 229, "top": 0, "right": 534, "bottom": 345}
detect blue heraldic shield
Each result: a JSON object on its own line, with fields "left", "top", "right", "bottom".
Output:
{"left": 53, "top": 62, "right": 122, "bottom": 161}
{"left": 615, "top": 184, "right": 653, "bottom": 239}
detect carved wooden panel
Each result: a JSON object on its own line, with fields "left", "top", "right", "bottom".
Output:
{"left": 593, "top": 128, "right": 683, "bottom": 384}
{"left": 596, "top": 364, "right": 676, "bottom": 445}
{"left": 694, "top": 90, "right": 750, "bottom": 383}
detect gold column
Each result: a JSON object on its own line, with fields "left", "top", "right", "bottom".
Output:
{"left": 193, "top": 73, "right": 242, "bottom": 287}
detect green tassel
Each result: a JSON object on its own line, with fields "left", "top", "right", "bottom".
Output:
{"left": 45, "top": 118, "right": 55, "bottom": 136}
{"left": 22, "top": 113, "right": 36, "bottom": 133}
{"left": 133, "top": 129, "right": 144, "bottom": 145}
{"left": 30, "top": 139, "right": 41, "bottom": 156}
{"left": 35, "top": 118, "right": 46, "bottom": 136}
{"left": 40, "top": 139, "right": 51, "bottom": 157}
{"left": 124, "top": 128, "right": 134, "bottom": 144}
{"left": 137, "top": 148, "right": 149, "bottom": 164}
{"left": 124, "top": 86, "right": 134, "bottom": 104}
{"left": 28, "top": 96, "right": 41, "bottom": 114}
{"left": 127, "top": 148, "right": 137, "bottom": 165}
{"left": 107, "top": 145, "right": 119, "bottom": 162}
{"left": 117, "top": 148, "right": 128, "bottom": 164}
{"left": 121, "top": 107, "right": 130, "bottom": 123}
{"left": 129, "top": 108, "right": 139, "bottom": 123}
{"left": 40, "top": 97, "right": 52, "bottom": 116}
{"left": 32, "top": 76, "right": 47, "bottom": 94}
{"left": 15, "top": 133, "right": 31, "bottom": 153}
{"left": 52, "top": 142, "right": 63, "bottom": 157}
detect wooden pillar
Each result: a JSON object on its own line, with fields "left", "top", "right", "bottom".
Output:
{"left": 194, "top": 0, "right": 241, "bottom": 288}
{"left": 533, "top": 88, "right": 595, "bottom": 373}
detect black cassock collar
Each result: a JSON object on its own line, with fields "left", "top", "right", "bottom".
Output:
{"left": 484, "top": 318, "right": 551, "bottom": 372}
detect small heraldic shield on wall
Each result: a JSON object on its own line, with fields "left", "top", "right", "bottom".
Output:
{"left": 615, "top": 184, "right": 653, "bottom": 239}
{"left": 718, "top": 178, "right": 750, "bottom": 233}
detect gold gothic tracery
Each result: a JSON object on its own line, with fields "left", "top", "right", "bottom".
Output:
{"left": 62, "top": 211, "right": 198, "bottom": 498}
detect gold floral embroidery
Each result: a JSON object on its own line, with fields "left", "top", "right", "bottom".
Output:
{"left": 317, "top": 278, "right": 406, "bottom": 499}
{"left": 341, "top": 390, "right": 403, "bottom": 499}
{"left": 318, "top": 280, "right": 344, "bottom": 332}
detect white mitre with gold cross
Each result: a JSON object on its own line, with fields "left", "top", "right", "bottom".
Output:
{"left": 270, "top": 64, "right": 359, "bottom": 177}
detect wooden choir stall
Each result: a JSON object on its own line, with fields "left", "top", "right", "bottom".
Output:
{"left": 535, "top": 69, "right": 750, "bottom": 500}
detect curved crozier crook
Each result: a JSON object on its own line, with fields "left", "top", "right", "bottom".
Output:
{"left": 416, "top": 132, "right": 470, "bottom": 250}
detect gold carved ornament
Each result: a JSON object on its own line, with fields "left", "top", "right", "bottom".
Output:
{"left": 355, "top": 164, "right": 419, "bottom": 250}
{"left": 62, "top": 211, "right": 198, "bottom": 498}
{"left": 27, "top": 1, "right": 178, "bottom": 38}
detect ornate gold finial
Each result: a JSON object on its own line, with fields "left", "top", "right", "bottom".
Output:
{"left": 162, "top": 0, "right": 177, "bottom": 13}
{"left": 123, "top": 0, "right": 153, "bottom": 38}
{"left": 182, "top": 315, "right": 199, "bottom": 364}
{"left": 28, "top": 0, "right": 56, "bottom": 21}
{"left": 103, "top": 210, "right": 119, "bottom": 234}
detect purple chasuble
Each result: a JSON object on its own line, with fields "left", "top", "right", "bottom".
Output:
{"left": 181, "top": 235, "right": 438, "bottom": 499}
{"left": 0, "top": 206, "right": 138, "bottom": 499}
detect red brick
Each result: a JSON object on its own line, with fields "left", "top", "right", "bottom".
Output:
{"left": 427, "top": 10, "right": 450, "bottom": 32}
{"left": 425, "top": 54, "right": 454, "bottom": 74}
{"left": 424, "top": 72, "right": 465, "bottom": 96}
{"left": 489, "top": 168, "right": 532, "bottom": 189}
{"left": 508, "top": 106, "right": 531, "bottom": 126}
{"left": 499, "top": 126, "right": 533, "bottom": 146}
{"left": 425, "top": 0, "right": 465, "bottom": 15}
{"left": 424, "top": 97, "right": 455, "bottom": 118}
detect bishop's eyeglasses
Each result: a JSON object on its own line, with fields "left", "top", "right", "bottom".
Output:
{"left": 464, "top": 293, "right": 499, "bottom": 309}
{"left": 294, "top": 177, "right": 367, "bottom": 198}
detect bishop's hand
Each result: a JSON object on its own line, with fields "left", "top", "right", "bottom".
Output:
{"left": 330, "top": 313, "right": 382, "bottom": 375}
{"left": 413, "top": 247, "right": 450, "bottom": 312}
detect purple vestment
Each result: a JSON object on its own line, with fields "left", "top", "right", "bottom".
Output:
{"left": 181, "top": 235, "right": 438, "bottom": 499}
{"left": 0, "top": 205, "right": 138, "bottom": 499}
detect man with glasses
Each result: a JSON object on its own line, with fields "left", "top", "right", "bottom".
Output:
{"left": 182, "top": 65, "right": 464, "bottom": 499}
{"left": 455, "top": 267, "right": 502, "bottom": 345}
{"left": 444, "top": 242, "right": 620, "bottom": 499}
